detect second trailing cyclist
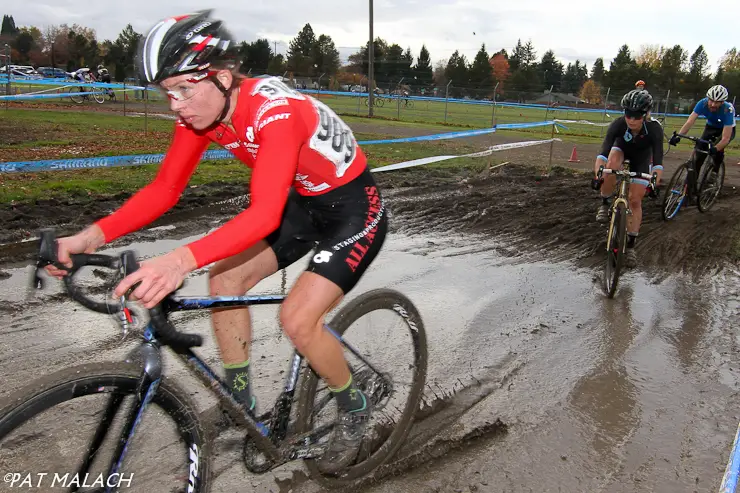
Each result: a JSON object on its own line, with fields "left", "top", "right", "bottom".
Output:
{"left": 668, "top": 84, "right": 736, "bottom": 189}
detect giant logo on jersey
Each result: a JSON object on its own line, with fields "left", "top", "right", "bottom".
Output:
{"left": 308, "top": 98, "right": 357, "bottom": 177}
{"left": 254, "top": 98, "right": 289, "bottom": 128}
{"left": 258, "top": 113, "right": 291, "bottom": 132}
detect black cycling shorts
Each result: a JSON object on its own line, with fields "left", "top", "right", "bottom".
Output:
{"left": 265, "top": 167, "right": 388, "bottom": 294}
{"left": 610, "top": 138, "right": 653, "bottom": 187}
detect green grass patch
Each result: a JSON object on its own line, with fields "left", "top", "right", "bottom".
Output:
{"left": 0, "top": 114, "right": 488, "bottom": 204}
{"left": 2, "top": 105, "right": 737, "bottom": 206}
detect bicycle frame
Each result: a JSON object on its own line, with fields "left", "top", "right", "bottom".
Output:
{"left": 599, "top": 162, "right": 648, "bottom": 253}
{"left": 669, "top": 133, "right": 713, "bottom": 207}
{"left": 605, "top": 175, "right": 631, "bottom": 253}
{"left": 92, "top": 293, "right": 380, "bottom": 475}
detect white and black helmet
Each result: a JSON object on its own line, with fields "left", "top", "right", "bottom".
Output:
{"left": 137, "top": 9, "right": 237, "bottom": 84}
{"left": 707, "top": 85, "right": 729, "bottom": 102}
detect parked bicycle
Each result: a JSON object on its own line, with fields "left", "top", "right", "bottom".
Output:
{"left": 596, "top": 162, "right": 658, "bottom": 298}
{"left": 0, "top": 229, "right": 428, "bottom": 491}
{"left": 662, "top": 131, "right": 724, "bottom": 220}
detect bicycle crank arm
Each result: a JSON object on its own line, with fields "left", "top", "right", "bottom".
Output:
{"left": 286, "top": 443, "right": 327, "bottom": 461}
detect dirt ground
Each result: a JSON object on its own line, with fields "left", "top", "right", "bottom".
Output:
{"left": 1, "top": 114, "right": 740, "bottom": 493}
{"left": 2, "top": 118, "right": 739, "bottom": 274}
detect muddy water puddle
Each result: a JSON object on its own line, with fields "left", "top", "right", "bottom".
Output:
{"left": 1, "top": 224, "right": 739, "bottom": 493}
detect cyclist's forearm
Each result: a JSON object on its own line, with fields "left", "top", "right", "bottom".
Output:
{"left": 717, "top": 128, "right": 732, "bottom": 151}
{"left": 594, "top": 156, "right": 607, "bottom": 176}
{"left": 678, "top": 114, "right": 698, "bottom": 135}
{"left": 79, "top": 224, "right": 106, "bottom": 250}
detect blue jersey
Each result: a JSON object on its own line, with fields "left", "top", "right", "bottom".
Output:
{"left": 693, "top": 98, "right": 736, "bottom": 128}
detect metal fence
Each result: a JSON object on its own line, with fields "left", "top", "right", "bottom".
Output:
{"left": 2, "top": 71, "right": 738, "bottom": 144}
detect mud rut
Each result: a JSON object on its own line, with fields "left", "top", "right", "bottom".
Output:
{"left": 2, "top": 114, "right": 740, "bottom": 490}
{"left": 2, "top": 163, "right": 738, "bottom": 276}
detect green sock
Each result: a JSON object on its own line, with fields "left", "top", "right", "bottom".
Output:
{"left": 330, "top": 376, "right": 367, "bottom": 413}
{"left": 224, "top": 360, "right": 255, "bottom": 411}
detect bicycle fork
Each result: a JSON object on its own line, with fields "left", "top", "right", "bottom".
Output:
{"left": 71, "top": 341, "right": 162, "bottom": 492}
{"left": 605, "top": 180, "right": 631, "bottom": 254}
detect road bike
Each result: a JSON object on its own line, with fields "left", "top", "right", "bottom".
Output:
{"left": 596, "top": 163, "right": 657, "bottom": 298}
{"left": 0, "top": 229, "right": 428, "bottom": 491}
{"left": 662, "top": 131, "right": 724, "bottom": 220}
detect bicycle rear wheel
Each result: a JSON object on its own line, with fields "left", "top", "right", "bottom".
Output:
{"left": 604, "top": 202, "right": 627, "bottom": 298}
{"left": 295, "top": 288, "right": 427, "bottom": 488}
{"left": 661, "top": 162, "right": 689, "bottom": 221}
{"left": 0, "top": 362, "right": 210, "bottom": 493}
{"left": 697, "top": 156, "right": 725, "bottom": 212}
{"left": 67, "top": 86, "right": 84, "bottom": 104}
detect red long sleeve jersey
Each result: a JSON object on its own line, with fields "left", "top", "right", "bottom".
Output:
{"left": 95, "top": 77, "right": 368, "bottom": 268}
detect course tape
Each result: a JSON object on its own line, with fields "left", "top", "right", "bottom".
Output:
{"left": 0, "top": 149, "right": 232, "bottom": 173}
{"left": 1, "top": 135, "right": 559, "bottom": 174}
{"left": 0, "top": 121, "right": 562, "bottom": 172}
{"left": 719, "top": 421, "right": 740, "bottom": 493}
{"left": 554, "top": 118, "right": 612, "bottom": 127}
{"left": 0, "top": 90, "right": 112, "bottom": 101}
{"left": 297, "top": 88, "right": 739, "bottom": 119}
{"left": 0, "top": 77, "right": 147, "bottom": 90}
{"left": 370, "top": 138, "right": 561, "bottom": 173}
{"left": 360, "top": 121, "right": 565, "bottom": 145}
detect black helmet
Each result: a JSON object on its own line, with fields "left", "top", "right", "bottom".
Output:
{"left": 621, "top": 89, "right": 653, "bottom": 113}
{"left": 137, "top": 9, "right": 237, "bottom": 84}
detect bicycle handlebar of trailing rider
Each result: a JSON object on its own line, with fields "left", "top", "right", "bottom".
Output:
{"left": 35, "top": 229, "right": 203, "bottom": 349}
{"left": 671, "top": 131, "right": 713, "bottom": 147}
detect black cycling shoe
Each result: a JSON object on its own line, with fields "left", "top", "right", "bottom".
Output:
{"left": 316, "top": 394, "right": 373, "bottom": 475}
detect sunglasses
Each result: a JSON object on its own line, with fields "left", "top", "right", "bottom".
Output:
{"left": 161, "top": 71, "right": 215, "bottom": 101}
{"left": 624, "top": 110, "right": 646, "bottom": 120}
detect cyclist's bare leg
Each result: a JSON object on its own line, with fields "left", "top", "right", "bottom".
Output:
{"left": 627, "top": 183, "right": 647, "bottom": 234}
{"left": 208, "top": 240, "right": 278, "bottom": 365}
{"left": 279, "top": 271, "right": 349, "bottom": 388}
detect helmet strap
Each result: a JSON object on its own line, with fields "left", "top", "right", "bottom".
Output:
{"left": 210, "top": 75, "right": 232, "bottom": 123}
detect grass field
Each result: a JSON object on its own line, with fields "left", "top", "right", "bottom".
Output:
{"left": 5, "top": 80, "right": 715, "bottom": 141}
{"left": 1, "top": 97, "right": 737, "bottom": 204}
{"left": 0, "top": 108, "right": 495, "bottom": 204}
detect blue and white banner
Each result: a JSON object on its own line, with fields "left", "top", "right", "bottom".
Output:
{"left": 0, "top": 121, "right": 563, "bottom": 173}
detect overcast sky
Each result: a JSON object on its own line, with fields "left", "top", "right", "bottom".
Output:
{"left": 11, "top": 0, "right": 740, "bottom": 72}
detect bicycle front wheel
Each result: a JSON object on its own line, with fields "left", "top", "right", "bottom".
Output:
{"left": 697, "top": 156, "right": 725, "bottom": 212}
{"left": 604, "top": 202, "right": 627, "bottom": 298}
{"left": 662, "top": 162, "right": 689, "bottom": 221}
{"left": 92, "top": 87, "right": 105, "bottom": 104}
{"left": 0, "top": 362, "right": 210, "bottom": 493}
{"left": 295, "top": 288, "right": 427, "bottom": 489}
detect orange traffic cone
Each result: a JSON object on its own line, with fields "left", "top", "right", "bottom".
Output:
{"left": 568, "top": 145, "right": 580, "bottom": 163}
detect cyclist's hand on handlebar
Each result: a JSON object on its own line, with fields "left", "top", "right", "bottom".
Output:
{"left": 44, "top": 226, "right": 105, "bottom": 279}
{"left": 113, "top": 247, "right": 196, "bottom": 308}
{"left": 669, "top": 134, "right": 681, "bottom": 146}
{"left": 709, "top": 145, "right": 719, "bottom": 157}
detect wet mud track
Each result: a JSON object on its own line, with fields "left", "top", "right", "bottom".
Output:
{"left": 1, "top": 159, "right": 740, "bottom": 492}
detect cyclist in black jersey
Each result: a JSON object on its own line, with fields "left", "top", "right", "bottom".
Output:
{"left": 591, "top": 89, "right": 664, "bottom": 268}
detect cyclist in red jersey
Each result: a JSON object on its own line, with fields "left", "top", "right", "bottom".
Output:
{"left": 44, "top": 10, "right": 387, "bottom": 474}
